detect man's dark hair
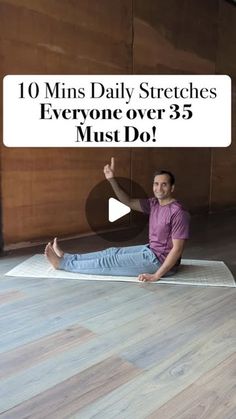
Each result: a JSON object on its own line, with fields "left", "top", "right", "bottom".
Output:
{"left": 153, "top": 170, "right": 175, "bottom": 186}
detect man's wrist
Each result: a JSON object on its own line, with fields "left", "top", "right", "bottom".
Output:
{"left": 153, "top": 273, "right": 161, "bottom": 281}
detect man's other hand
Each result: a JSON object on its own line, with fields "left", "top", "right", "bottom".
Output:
{"left": 138, "top": 273, "right": 160, "bottom": 282}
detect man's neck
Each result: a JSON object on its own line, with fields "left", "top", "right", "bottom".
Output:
{"left": 158, "top": 197, "right": 176, "bottom": 206}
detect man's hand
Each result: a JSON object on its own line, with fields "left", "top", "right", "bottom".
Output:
{"left": 103, "top": 157, "right": 143, "bottom": 212}
{"left": 104, "top": 157, "right": 115, "bottom": 180}
{"left": 138, "top": 273, "right": 160, "bottom": 282}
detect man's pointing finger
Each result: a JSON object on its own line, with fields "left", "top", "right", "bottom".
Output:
{"left": 111, "top": 157, "right": 115, "bottom": 171}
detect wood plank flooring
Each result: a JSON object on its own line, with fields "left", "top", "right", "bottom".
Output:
{"left": 0, "top": 253, "right": 235, "bottom": 418}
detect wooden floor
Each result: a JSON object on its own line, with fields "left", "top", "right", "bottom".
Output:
{"left": 0, "top": 213, "right": 236, "bottom": 418}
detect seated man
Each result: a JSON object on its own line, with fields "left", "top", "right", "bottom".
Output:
{"left": 45, "top": 158, "right": 190, "bottom": 282}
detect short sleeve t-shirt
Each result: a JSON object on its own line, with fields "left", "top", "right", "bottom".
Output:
{"left": 139, "top": 198, "right": 190, "bottom": 264}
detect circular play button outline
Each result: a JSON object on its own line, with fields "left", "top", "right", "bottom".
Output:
{"left": 85, "top": 177, "right": 149, "bottom": 243}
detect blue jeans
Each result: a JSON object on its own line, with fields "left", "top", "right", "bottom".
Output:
{"left": 59, "top": 244, "right": 161, "bottom": 276}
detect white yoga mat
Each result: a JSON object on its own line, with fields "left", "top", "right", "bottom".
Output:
{"left": 4, "top": 254, "right": 236, "bottom": 287}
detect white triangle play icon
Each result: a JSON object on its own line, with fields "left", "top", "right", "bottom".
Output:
{"left": 108, "top": 198, "right": 131, "bottom": 222}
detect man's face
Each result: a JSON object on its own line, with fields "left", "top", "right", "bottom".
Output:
{"left": 153, "top": 174, "right": 174, "bottom": 201}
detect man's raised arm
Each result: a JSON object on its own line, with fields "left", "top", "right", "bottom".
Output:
{"left": 103, "top": 157, "right": 143, "bottom": 212}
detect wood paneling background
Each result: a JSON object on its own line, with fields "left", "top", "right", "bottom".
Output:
{"left": 0, "top": 0, "right": 235, "bottom": 246}
{"left": 0, "top": 0, "right": 133, "bottom": 245}
{"left": 211, "top": 0, "right": 236, "bottom": 211}
{"left": 133, "top": 0, "right": 218, "bottom": 74}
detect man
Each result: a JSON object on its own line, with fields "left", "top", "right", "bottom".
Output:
{"left": 45, "top": 157, "right": 190, "bottom": 282}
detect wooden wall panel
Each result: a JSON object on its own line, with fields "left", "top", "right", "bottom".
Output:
{"left": 133, "top": 0, "right": 218, "bottom": 74}
{"left": 1, "top": 0, "right": 235, "bottom": 246}
{"left": 211, "top": 0, "right": 236, "bottom": 211}
{"left": 132, "top": 0, "right": 218, "bottom": 214}
{"left": 2, "top": 149, "right": 132, "bottom": 244}
{"left": 0, "top": 0, "right": 132, "bottom": 74}
{"left": 0, "top": 0, "right": 132, "bottom": 245}
{"left": 0, "top": 74, "right": 3, "bottom": 250}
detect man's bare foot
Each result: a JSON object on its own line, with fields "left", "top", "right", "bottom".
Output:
{"left": 45, "top": 242, "right": 61, "bottom": 269}
{"left": 52, "top": 237, "right": 64, "bottom": 257}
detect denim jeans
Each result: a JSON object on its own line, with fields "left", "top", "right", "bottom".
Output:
{"left": 59, "top": 244, "right": 162, "bottom": 276}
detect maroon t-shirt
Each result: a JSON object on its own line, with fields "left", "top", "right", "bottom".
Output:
{"left": 140, "top": 198, "right": 190, "bottom": 264}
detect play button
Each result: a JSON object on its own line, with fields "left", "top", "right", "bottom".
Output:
{"left": 85, "top": 177, "right": 148, "bottom": 243}
{"left": 108, "top": 198, "right": 130, "bottom": 222}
